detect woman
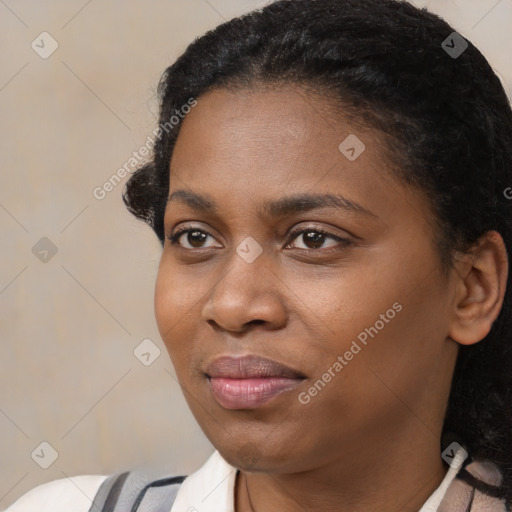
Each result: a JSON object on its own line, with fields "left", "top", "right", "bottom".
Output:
{"left": 5, "top": 0, "right": 511, "bottom": 510}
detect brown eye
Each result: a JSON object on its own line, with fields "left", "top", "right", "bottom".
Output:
{"left": 287, "top": 228, "right": 352, "bottom": 251}
{"left": 167, "top": 228, "right": 219, "bottom": 249}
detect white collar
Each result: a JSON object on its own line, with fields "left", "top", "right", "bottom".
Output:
{"left": 171, "top": 450, "right": 238, "bottom": 512}
{"left": 171, "top": 447, "right": 463, "bottom": 512}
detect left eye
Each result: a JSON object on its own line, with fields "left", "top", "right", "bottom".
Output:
{"left": 167, "top": 227, "right": 352, "bottom": 251}
{"left": 286, "top": 228, "right": 352, "bottom": 250}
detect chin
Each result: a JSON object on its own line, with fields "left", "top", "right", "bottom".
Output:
{"left": 220, "top": 444, "right": 270, "bottom": 472}
{"left": 218, "top": 440, "right": 302, "bottom": 473}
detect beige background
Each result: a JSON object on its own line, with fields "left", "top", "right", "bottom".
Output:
{"left": 0, "top": 0, "right": 510, "bottom": 508}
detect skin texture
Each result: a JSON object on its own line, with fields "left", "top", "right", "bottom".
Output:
{"left": 154, "top": 85, "right": 508, "bottom": 512}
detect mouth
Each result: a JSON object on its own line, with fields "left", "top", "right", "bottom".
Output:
{"left": 205, "top": 354, "right": 306, "bottom": 410}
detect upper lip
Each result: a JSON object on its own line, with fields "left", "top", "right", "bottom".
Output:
{"left": 205, "top": 354, "right": 306, "bottom": 379}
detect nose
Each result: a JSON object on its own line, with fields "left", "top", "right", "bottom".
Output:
{"left": 201, "top": 247, "right": 287, "bottom": 333}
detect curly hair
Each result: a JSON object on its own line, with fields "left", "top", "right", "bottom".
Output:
{"left": 122, "top": 0, "right": 512, "bottom": 505}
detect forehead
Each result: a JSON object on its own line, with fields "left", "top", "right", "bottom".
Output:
{"left": 169, "top": 85, "right": 394, "bottom": 201}
{"left": 174, "top": 84, "right": 364, "bottom": 152}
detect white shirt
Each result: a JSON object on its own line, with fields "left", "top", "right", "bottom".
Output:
{"left": 3, "top": 447, "right": 463, "bottom": 511}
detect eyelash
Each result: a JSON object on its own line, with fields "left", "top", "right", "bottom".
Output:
{"left": 166, "top": 226, "right": 353, "bottom": 253}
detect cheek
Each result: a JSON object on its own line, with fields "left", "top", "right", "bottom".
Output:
{"left": 154, "top": 264, "right": 173, "bottom": 337}
{"left": 154, "top": 258, "right": 212, "bottom": 374}
{"left": 154, "top": 283, "right": 191, "bottom": 381}
{"left": 296, "top": 266, "right": 400, "bottom": 350}
{"left": 301, "top": 247, "right": 442, "bottom": 385}
{"left": 154, "top": 260, "right": 191, "bottom": 356}
{"left": 154, "top": 257, "right": 198, "bottom": 330}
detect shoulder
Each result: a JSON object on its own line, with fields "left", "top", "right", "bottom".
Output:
{"left": 3, "top": 474, "right": 109, "bottom": 512}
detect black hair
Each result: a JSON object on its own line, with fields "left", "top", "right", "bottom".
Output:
{"left": 122, "top": 0, "right": 512, "bottom": 505}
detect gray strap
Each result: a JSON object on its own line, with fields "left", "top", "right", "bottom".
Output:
{"left": 130, "top": 476, "right": 186, "bottom": 512}
{"left": 88, "top": 469, "right": 185, "bottom": 512}
{"left": 88, "top": 472, "right": 129, "bottom": 512}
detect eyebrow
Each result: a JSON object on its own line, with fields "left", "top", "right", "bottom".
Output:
{"left": 167, "top": 189, "right": 377, "bottom": 219}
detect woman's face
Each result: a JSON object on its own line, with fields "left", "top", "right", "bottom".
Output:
{"left": 154, "top": 85, "right": 460, "bottom": 473}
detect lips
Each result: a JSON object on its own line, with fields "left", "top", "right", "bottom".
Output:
{"left": 205, "top": 354, "right": 306, "bottom": 410}
{"left": 205, "top": 354, "right": 306, "bottom": 379}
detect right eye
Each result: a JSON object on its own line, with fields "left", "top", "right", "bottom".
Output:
{"left": 167, "top": 227, "right": 221, "bottom": 249}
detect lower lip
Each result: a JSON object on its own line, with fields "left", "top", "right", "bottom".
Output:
{"left": 208, "top": 377, "right": 304, "bottom": 409}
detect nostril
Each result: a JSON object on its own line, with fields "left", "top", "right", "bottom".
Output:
{"left": 248, "top": 319, "right": 265, "bottom": 327}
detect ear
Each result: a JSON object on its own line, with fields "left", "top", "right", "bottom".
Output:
{"left": 448, "top": 230, "right": 508, "bottom": 346}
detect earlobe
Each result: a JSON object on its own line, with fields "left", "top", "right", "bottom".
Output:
{"left": 448, "top": 230, "right": 509, "bottom": 346}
